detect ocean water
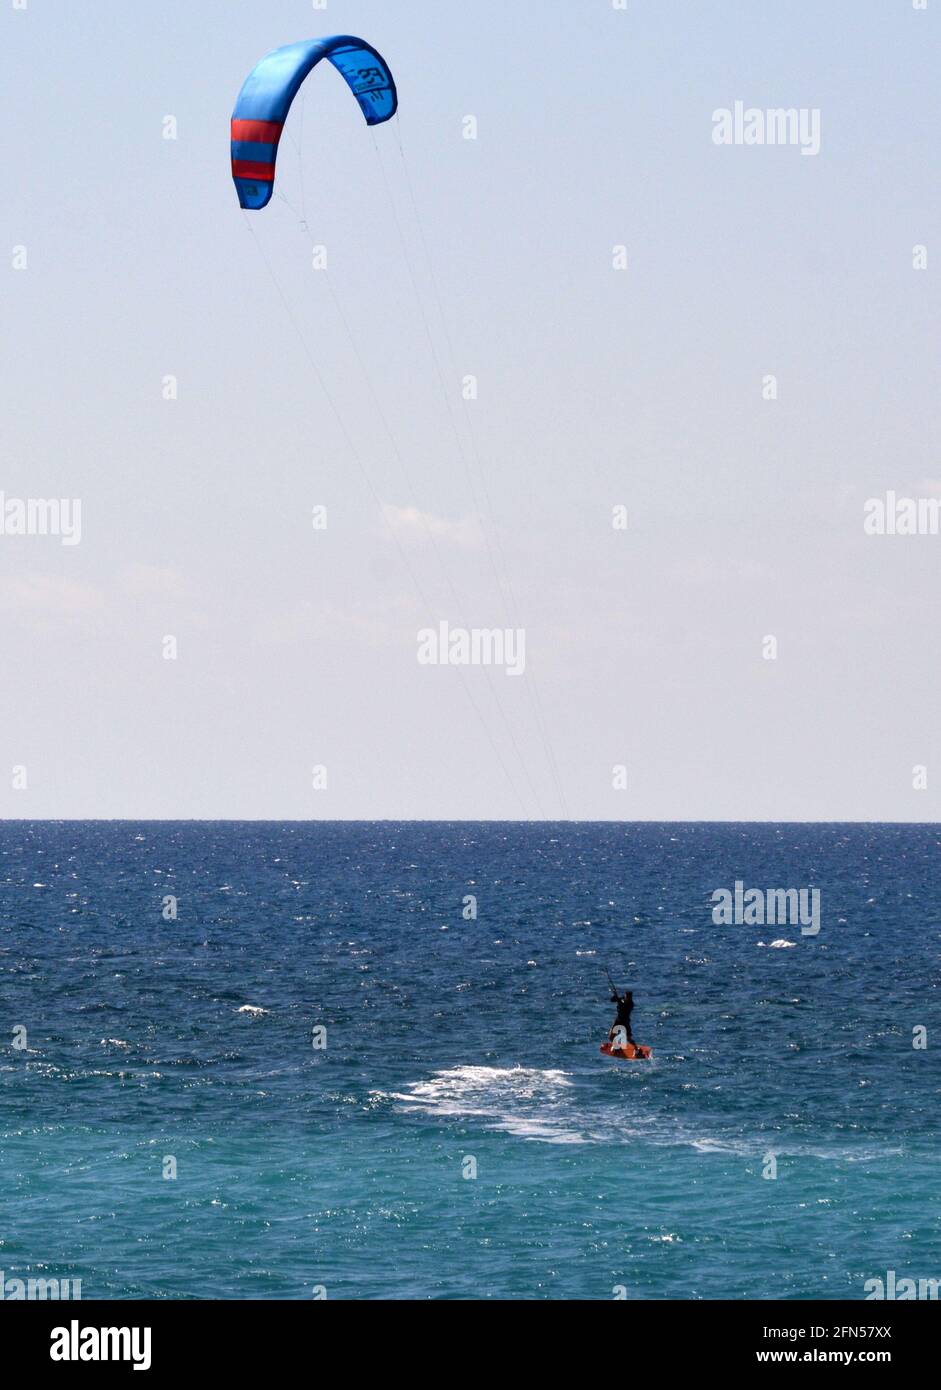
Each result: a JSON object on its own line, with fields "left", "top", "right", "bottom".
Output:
{"left": 0, "top": 821, "right": 938, "bottom": 1301}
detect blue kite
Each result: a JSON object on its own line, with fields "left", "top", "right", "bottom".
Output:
{"left": 231, "top": 36, "right": 397, "bottom": 210}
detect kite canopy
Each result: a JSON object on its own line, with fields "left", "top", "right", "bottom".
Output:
{"left": 231, "top": 35, "right": 398, "bottom": 210}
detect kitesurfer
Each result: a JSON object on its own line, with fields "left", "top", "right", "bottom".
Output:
{"left": 609, "top": 987, "right": 635, "bottom": 1044}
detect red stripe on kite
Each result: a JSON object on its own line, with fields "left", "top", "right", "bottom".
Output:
{"left": 231, "top": 160, "right": 276, "bottom": 180}
{"left": 231, "top": 119, "right": 283, "bottom": 145}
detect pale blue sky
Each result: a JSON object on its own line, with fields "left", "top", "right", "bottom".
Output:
{"left": 1, "top": 0, "right": 939, "bottom": 819}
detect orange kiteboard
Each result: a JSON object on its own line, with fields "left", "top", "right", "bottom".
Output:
{"left": 600, "top": 1040, "right": 652, "bottom": 1060}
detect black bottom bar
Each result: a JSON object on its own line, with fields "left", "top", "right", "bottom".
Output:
{"left": 4, "top": 1298, "right": 935, "bottom": 1375}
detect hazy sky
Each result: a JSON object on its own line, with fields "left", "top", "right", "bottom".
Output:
{"left": 2, "top": 0, "right": 939, "bottom": 820}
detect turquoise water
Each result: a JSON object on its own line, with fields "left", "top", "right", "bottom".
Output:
{"left": 1, "top": 821, "right": 938, "bottom": 1299}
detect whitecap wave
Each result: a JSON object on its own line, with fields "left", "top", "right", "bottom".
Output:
{"left": 382, "top": 1065, "right": 586, "bottom": 1144}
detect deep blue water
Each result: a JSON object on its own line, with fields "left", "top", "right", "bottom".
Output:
{"left": 0, "top": 821, "right": 938, "bottom": 1300}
